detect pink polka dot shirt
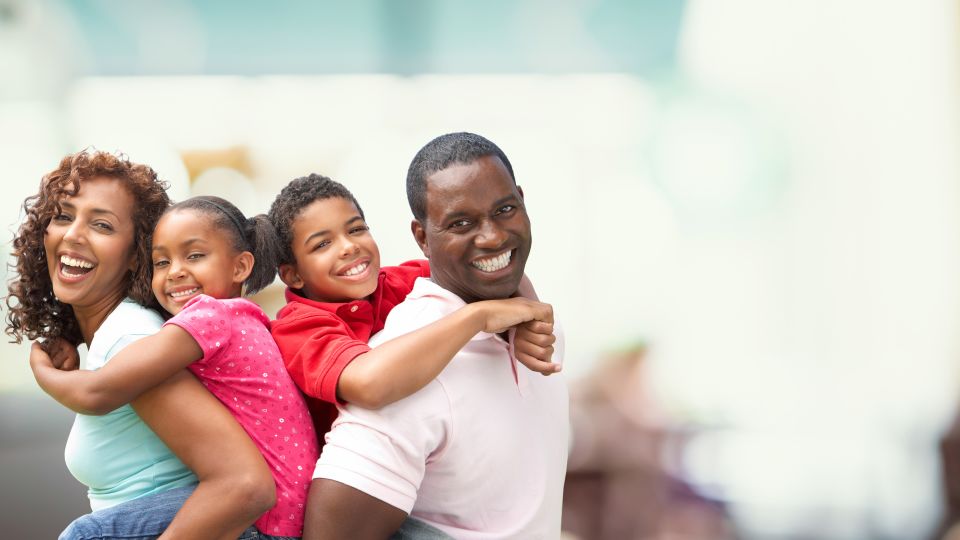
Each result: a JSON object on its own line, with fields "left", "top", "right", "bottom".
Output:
{"left": 165, "top": 295, "right": 319, "bottom": 537}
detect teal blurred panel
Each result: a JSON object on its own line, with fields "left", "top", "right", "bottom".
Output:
{"left": 63, "top": 0, "right": 683, "bottom": 75}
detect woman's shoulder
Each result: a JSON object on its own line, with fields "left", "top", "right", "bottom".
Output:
{"left": 89, "top": 299, "right": 165, "bottom": 367}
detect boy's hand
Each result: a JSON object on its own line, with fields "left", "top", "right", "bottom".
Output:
{"left": 514, "top": 320, "right": 560, "bottom": 375}
{"left": 478, "top": 297, "right": 553, "bottom": 335}
{"left": 47, "top": 338, "right": 80, "bottom": 371}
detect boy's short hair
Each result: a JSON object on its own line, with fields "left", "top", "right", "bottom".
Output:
{"left": 406, "top": 132, "right": 515, "bottom": 222}
{"left": 268, "top": 174, "right": 365, "bottom": 266}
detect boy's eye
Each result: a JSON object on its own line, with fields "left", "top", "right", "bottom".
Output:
{"left": 349, "top": 225, "right": 369, "bottom": 235}
{"left": 313, "top": 240, "right": 331, "bottom": 251}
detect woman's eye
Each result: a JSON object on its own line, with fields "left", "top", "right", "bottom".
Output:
{"left": 52, "top": 213, "right": 72, "bottom": 222}
{"left": 93, "top": 222, "right": 114, "bottom": 232}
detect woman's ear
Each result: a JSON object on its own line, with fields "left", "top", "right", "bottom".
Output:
{"left": 233, "top": 251, "right": 255, "bottom": 285}
{"left": 278, "top": 263, "right": 305, "bottom": 289}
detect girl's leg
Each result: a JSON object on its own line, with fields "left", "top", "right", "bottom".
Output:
{"left": 59, "top": 485, "right": 196, "bottom": 540}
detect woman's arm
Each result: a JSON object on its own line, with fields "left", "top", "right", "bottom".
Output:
{"left": 337, "top": 296, "right": 554, "bottom": 409}
{"left": 30, "top": 326, "right": 202, "bottom": 415}
{"left": 133, "top": 370, "right": 276, "bottom": 540}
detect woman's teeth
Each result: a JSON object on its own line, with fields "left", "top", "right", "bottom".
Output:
{"left": 472, "top": 251, "right": 511, "bottom": 273}
{"left": 342, "top": 262, "right": 368, "bottom": 277}
{"left": 60, "top": 255, "right": 94, "bottom": 276}
{"left": 170, "top": 287, "right": 199, "bottom": 299}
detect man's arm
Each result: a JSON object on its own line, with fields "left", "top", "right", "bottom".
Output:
{"left": 303, "top": 479, "right": 407, "bottom": 540}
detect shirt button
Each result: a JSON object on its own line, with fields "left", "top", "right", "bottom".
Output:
{"left": 350, "top": 305, "right": 359, "bottom": 312}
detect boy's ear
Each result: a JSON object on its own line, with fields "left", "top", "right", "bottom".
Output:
{"left": 411, "top": 219, "right": 429, "bottom": 258}
{"left": 278, "top": 263, "right": 305, "bottom": 289}
{"left": 233, "top": 251, "right": 255, "bottom": 285}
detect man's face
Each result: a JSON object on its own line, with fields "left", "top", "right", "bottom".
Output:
{"left": 412, "top": 155, "right": 532, "bottom": 303}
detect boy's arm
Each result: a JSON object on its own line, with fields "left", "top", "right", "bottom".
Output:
{"left": 337, "top": 297, "right": 554, "bottom": 409}
{"left": 29, "top": 325, "right": 202, "bottom": 415}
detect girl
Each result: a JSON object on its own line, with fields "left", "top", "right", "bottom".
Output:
{"left": 31, "top": 196, "right": 319, "bottom": 539}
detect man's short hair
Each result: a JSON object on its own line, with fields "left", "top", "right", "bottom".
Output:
{"left": 406, "top": 132, "right": 515, "bottom": 221}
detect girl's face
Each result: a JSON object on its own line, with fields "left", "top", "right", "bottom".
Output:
{"left": 43, "top": 176, "right": 138, "bottom": 311}
{"left": 150, "top": 209, "right": 252, "bottom": 315}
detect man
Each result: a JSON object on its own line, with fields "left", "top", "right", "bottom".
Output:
{"left": 305, "top": 132, "right": 570, "bottom": 539}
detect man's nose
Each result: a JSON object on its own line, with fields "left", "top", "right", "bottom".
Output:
{"left": 474, "top": 220, "right": 508, "bottom": 249}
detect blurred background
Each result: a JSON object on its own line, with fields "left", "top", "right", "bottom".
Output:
{"left": 2, "top": 0, "right": 959, "bottom": 538}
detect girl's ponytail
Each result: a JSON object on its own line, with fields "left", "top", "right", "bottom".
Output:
{"left": 242, "top": 214, "right": 280, "bottom": 295}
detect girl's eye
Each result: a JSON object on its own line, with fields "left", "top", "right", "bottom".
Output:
{"left": 153, "top": 260, "right": 169, "bottom": 268}
{"left": 187, "top": 253, "right": 204, "bottom": 260}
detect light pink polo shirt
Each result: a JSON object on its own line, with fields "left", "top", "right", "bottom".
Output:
{"left": 313, "top": 278, "right": 569, "bottom": 539}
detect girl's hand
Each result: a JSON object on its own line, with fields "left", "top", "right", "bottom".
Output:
{"left": 47, "top": 338, "right": 80, "bottom": 371}
{"left": 513, "top": 320, "right": 560, "bottom": 375}
{"left": 29, "top": 342, "right": 56, "bottom": 375}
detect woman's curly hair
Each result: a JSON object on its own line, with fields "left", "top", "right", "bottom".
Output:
{"left": 5, "top": 150, "right": 171, "bottom": 347}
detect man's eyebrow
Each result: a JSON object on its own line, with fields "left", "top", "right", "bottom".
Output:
{"left": 491, "top": 195, "right": 520, "bottom": 207}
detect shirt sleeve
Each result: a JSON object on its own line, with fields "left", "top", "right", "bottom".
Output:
{"left": 313, "top": 380, "right": 452, "bottom": 513}
{"left": 162, "top": 295, "right": 230, "bottom": 365}
{"left": 271, "top": 308, "right": 371, "bottom": 404}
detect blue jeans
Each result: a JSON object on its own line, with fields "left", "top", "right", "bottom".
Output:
{"left": 389, "top": 517, "right": 454, "bottom": 540}
{"left": 59, "top": 485, "right": 196, "bottom": 540}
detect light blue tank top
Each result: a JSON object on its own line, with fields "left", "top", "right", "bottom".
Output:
{"left": 63, "top": 299, "right": 197, "bottom": 511}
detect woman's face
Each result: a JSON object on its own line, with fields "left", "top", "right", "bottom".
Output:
{"left": 43, "top": 176, "right": 138, "bottom": 310}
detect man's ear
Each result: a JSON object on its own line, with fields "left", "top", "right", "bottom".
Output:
{"left": 517, "top": 185, "right": 525, "bottom": 200}
{"left": 278, "top": 263, "right": 305, "bottom": 289}
{"left": 233, "top": 251, "right": 255, "bottom": 285}
{"left": 411, "top": 219, "right": 430, "bottom": 258}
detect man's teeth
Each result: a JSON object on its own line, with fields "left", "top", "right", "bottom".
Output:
{"left": 60, "top": 255, "right": 94, "bottom": 269}
{"left": 472, "top": 251, "right": 511, "bottom": 273}
{"left": 170, "top": 288, "right": 199, "bottom": 299}
{"left": 343, "top": 262, "right": 368, "bottom": 277}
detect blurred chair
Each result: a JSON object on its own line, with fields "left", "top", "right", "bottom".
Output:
{"left": 562, "top": 346, "right": 735, "bottom": 540}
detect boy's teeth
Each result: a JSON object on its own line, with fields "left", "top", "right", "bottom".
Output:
{"left": 343, "top": 262, "right": 368, "bottom": 277}
{"left": 170, "top": 288, "right": 199, "bottom": 298}
{"left": 60, "top": 255, "right": 94, "bottom": 269}
{"left": 472, "top": 251, "right": 511, "bottom": 273}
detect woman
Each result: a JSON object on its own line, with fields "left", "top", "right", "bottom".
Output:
{"left": 6, "top": 150, "right": 276, "bottom": 539}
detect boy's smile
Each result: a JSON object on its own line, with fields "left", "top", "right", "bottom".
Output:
{"left": 280, "top": 197, "right": 381, "bottom": 303}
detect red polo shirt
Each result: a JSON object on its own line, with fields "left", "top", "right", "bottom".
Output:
{"left": 270, "top": 260, "right": 430, "bottom": 441}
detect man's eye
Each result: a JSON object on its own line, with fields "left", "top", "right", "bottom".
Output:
{"left": 448, "top": 219, "right": 470, "bottom": 229}
{"left": 496, "top": 205, "right": 516, "bottom": 215}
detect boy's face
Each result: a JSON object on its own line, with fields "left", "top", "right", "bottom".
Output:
{"left": 279, "top": 197, "right": 381, "bottom": 303}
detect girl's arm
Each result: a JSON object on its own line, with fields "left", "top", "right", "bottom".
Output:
{"left": 337, "top": 296, "right": 554, "bottom": 409}
{"left": 30, "top": 326, "right": 202, "bottom": 415}
{"left": 134, "top": 370, "right": 276, "bottom": 540}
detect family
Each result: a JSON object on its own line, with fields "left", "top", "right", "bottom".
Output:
{"left": 6, "top": 132, "right": 570, "bottom": 539}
